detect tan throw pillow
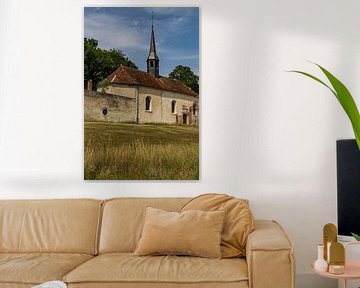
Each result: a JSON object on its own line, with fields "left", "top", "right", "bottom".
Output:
{"left": 134, "top": 207, "right": 225, "bottom": 258}
{"left": 181, "top": 193, "right": 254, "bottom": 258}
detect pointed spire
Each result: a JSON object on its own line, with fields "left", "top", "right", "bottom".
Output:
{"left": 149, "top": 26, "right": 158, "bottom": 59}
{"left": 147, "top": 11, "right": 159, "bottom": 77}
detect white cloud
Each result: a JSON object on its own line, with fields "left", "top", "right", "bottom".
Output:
{"left": 84, "top": 12, "right": 147, "bottom": 51}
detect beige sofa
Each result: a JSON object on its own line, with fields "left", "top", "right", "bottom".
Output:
{"left": 0, "top": 198, "right": 295, "bottom": 288}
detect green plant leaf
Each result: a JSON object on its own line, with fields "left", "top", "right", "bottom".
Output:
{"left": 351, "top": 232, "right": 360, "bottom": 241}
{"left": 288, "top": 70, "right": 337, "bottom": 99}
{"left": 316, "top": 64, "right": 360, "bottom": 149}
{"left": 289, "top": 64, "right": 360, "bottom": 150}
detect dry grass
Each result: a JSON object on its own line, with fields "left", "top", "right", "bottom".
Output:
{"left": 84, "top": 122, "right": 199, "bottom": 180}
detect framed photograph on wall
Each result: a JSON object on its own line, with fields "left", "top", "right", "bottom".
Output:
{"left": 84, "top": 7, "right": 199, "bottom": 180}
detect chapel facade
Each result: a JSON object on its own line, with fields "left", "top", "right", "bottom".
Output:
{"left": 84, "top": 21, "right": 199, "bottom": 126}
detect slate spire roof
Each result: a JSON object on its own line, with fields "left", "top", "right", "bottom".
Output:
{"left": 148, "top": 24, "right": 159, "bottom": 61}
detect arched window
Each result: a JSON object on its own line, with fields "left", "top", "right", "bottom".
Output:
{"left": 145, "top": 96, "right": 152, "bottom": 111}
{"left": 171, "top": 100, "right": 176, "bottom": 114}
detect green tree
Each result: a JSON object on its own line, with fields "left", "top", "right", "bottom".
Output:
{"left": 169, "top": 65, "right": 199, "bottom": 94}
{"left": 84, "top": 38, "right": 138, "bottom": 89}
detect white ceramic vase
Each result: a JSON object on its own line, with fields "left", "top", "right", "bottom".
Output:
{"left": 314, "top": 244, "right": 328, "bottom": 272}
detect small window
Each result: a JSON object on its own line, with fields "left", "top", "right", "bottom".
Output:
{"left": 145, "top": 96, "right": 152, "bottom": 111}
{"left": 150, "top": 61, "right": 154, "bottom": 68}
{"left": 171, "top": 100, "right": 176, "bottom": 114}
{"left": 102, "top": 108, "right": 108, "bottom": 116}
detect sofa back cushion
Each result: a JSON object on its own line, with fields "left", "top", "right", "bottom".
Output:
{"left": 99, "top": 198, "right": 189, "bottom": 253}
{"left": 0, "top": 199, "right": 102, "bottom": 254}
{"left": 181, "top": 194, "right": 254, "bottom": 258}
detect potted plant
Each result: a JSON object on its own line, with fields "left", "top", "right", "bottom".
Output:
{"left": 290, "top": 63, "right": 360, "bottom": 240}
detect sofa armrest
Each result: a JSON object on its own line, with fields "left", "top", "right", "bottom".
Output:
{"left": 246, "top": 220, "right": 295, "bottom": 288}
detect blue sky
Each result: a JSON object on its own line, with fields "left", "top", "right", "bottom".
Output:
{"left": 84, "top": 7, "right": 199, "bottom": 77}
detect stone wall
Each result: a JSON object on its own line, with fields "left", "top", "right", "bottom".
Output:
{"left": 100, "top": 84, "right": 136, "bottom": 99}
{"left": 84, "top": 92, "right": 136, "bottom": 123}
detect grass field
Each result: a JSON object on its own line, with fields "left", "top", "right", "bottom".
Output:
{"left": 84, "top": 122, "right": 199, "bottom": 180}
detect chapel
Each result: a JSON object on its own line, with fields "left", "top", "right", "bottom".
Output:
{"left": 84, "top": 20, "right": 199, "bottom": 126}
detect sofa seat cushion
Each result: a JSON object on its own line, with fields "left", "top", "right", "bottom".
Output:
{"left": 0, "top": 253, "right": 93, "bottom": 285}
{"left": 64, "top": 253, "right": 248, "bottom": 285}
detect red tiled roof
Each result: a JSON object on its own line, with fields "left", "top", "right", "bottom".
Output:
{"left": 105, "top": 66, "right": 198, "bottom": 97}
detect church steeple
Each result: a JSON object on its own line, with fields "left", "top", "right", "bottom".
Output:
{"left": 147, "top": 12, "right": 159, "bottom": 78}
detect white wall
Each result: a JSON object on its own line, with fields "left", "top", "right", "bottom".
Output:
{"left": 1, "top": 0, "right": 359, "bottom": 287}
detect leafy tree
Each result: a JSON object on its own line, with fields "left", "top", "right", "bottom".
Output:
{"left": 169, "top": 65, "right": 199, "bottom": 94}
{"left": 84, "top": 38, "right": 99, "bottom": 88}
{"left": 84, "top": 38, "right": 138, "bottom": 89}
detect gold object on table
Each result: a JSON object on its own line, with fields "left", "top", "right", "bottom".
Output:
{"left": 328, "top": 264, "right": 345, "bottom": 274}
{"left": 329, "top": 242, "right": 345, "bottom": 274}
{"left": 323, "top": 223, "right": 337, "bottom": 261}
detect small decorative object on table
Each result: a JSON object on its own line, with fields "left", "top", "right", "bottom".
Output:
{"left": 312, "top": 224, "right": 360, "bottom": 288}
{"left": 321, "top": 223, "right": 345, "bottom": 274}
{"left": 328, "top": 242, "right": 345, "bottom": 274}
{"left": 314, "top": 244, "right": 328, "bottom": 272}
{"left": 32, "top": 281, "right": 67, "bottom": 288}
{"left": 323, "top": 223, "right": 337, "bottom": 263}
